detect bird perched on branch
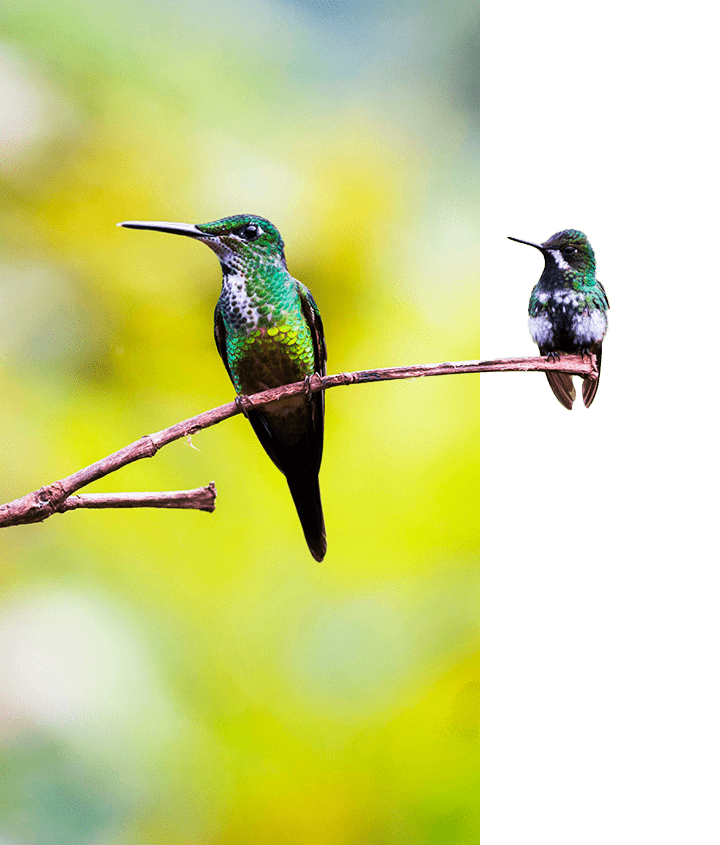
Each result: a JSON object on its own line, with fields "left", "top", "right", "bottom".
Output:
{"left": 508, "top": 229, "right": 608, "bottom": 409}
{"left": 119, "top": 214, "right": 327, "bottom": 560}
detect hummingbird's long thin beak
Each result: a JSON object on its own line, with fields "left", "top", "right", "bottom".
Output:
{"left": 507, "top": 236, "right": 546, "bottom": 252}
{"left": 117, "top": 220, "right": 203, "bottom": 238}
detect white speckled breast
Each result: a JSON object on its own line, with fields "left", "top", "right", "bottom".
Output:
{"left": 552, "top": 290, "right": 583, "bottom": 310}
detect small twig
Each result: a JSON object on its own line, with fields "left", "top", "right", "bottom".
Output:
{"left": 0, "top": 355, "right": 594, "bottom": 528}
{"left": 57, "top": 484, "right": 216, "bottom": 513}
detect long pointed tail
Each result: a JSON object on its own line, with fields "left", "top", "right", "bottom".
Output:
{"left": 247, "top": 406, "right": 326, "bottom": 560}
{"left": 286, "top": 470, "right": 326, "bottom": 561}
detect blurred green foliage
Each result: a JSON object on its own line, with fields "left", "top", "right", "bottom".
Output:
{"left": 0, "top": 0, "right": 478, "bottom": 841}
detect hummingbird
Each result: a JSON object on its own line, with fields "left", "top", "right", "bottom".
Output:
{"left": 508, "top": 229, "right": 609, "bottom": 409}
{"left": 119, "top": 214, "right": 327, "bottom": 560}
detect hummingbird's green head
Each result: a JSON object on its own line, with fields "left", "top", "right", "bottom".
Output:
{"left": 195, "top": 214, "right": 285, "bottom": 265}
{"left": 118, "top": 213, "right": 287, "bottom": 273}
{"left": 508, "top": 229, "right": 595, "bottom": 276}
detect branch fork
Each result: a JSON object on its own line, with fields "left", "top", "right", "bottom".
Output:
{"left": 0, "top": 354, "right": 594, "bottom": 528}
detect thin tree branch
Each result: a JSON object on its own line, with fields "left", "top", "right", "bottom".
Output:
{"left": 56, "top": 484, "right": 216, "bottom": 513}
{"left": 471, "top": 354, "right": 597, "bottom": 377}
{"left": 0, "top": 354, "right": 594, "bottom": 528}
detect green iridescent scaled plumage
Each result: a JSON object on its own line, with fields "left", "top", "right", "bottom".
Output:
{"left": 119, "top": 212, "right": 328, "bottom": 560}
{"left": 223, "top": 321, "right": 316, "bottom": 395}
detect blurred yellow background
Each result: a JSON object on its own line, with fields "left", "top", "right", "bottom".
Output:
{"left": 0, "top": 1, "right": 478, "bottom": 842}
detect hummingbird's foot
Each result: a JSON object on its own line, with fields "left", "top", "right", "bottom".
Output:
{"left": 578, "top": 347, "right": 592, "bottom": 362}
{"left": 235, "top": 394, "right": 253, "bottom": 418}
{"left": 303, "top": 373, "right": 322, "bottom": 400}
{"left": 546, "top": 351, "right": 561, "bottom": 363}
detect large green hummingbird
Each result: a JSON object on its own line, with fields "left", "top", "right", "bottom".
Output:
{"left": 508, "top": 229, "right": 609, "bottom": 409}
{"left": 119, "top": 214, "right": 327, "bottom": 560}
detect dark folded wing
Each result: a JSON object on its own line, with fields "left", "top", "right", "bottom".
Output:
{"left": 297, "top": 282, "right": 326, "bottom": 472}
{"left": 213, "top": 302, "right": 234, "bottom": 383}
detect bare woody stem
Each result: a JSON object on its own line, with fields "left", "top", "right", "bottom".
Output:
{"left": 56, "top": 485, "right": 217, "bottom": 513}
{"left": 0, "top": 354, "right": 595, "bottom": 528}
{"left": 467, "top": 355, "right": 596, "bottom": 377}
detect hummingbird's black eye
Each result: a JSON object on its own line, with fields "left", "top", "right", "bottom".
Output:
{"left": 561, "top": 246, "right": 577, "bottom": 256}
{"left": 241, "top": 223, "right": 262, "bottom": 241}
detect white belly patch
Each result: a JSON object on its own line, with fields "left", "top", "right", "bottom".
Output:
{"left": 529, "top": 313, "right": 554, "bottom": 346}
{"left": 573, "top": 309, "right": 607, "bottom": 345}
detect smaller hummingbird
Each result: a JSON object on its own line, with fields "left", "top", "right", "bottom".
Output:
{"left": 508, "top": 229, "right": 609, "bottom": 409}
